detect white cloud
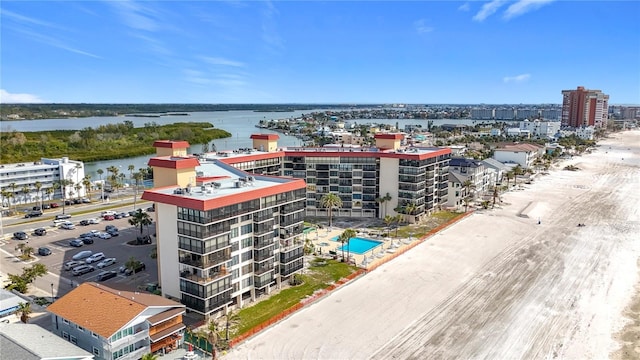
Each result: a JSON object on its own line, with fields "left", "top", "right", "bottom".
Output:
{"left": 200, "top": 56, "right": 245, "bottom": 67}
{"left": 504, "top": 0, "right": 556, "bottom": 20}
{"left": 503, "top": 73, "right": 531, "bottom": 83}
{"left": 108, "top": 0, "right": 160, "bottom": 32}
{"left": 473, "top": 0, "right": 507, "bottom": 22}
{"left": 0, "top": 89, "right": 46, "bottom": 103}
{"left": 458, "top": 3, "right": 471, "bottom": 12}
{"left": 414, "top": 19, "right": 434, "bottom": 34}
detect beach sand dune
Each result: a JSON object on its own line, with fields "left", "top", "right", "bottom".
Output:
{"left": 226, "top": 130, "right": 640, "bottom": 360}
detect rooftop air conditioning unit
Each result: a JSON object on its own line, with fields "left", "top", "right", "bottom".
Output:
{"left": 173, "top": 188, "right": 184, "bottom": 195}
{"left": 212, "top": 182, "right": 221, "bottom": 189}
{"left": 235, "top": 181, "right": 242, "bottom": 188}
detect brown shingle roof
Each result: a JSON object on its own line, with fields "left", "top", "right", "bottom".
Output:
{"left": 47, "top": 283, "right": 182, "bottom": 339}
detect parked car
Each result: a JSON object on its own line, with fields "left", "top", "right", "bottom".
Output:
{"left": 72, "top": 265, "right": 94, "bottom": 276}
{"left": 105, "top": 225, "right": 118, "bottom": 232}
{"left": 55, "top": 214, "right": 71, "bottom": 220}
{"left": 103, "top": 215, "right": 115, "bottom": 221}
{"left": 32, "top": 206, "right": 42, "bottom": 211}
{"left": 85, "top": 252, "right": 105, "bottom": 264}
{"left": 64, "top": 200, "right": 72, "bottom": 206}
{"left": 50, "top": 203, "right": 59, "bottom": 208}
{"left": 125, "top": 262, "right": 146, "bottom": 276}
{"left": 98, "top": 232, "right": 112, "bottom": 239}
{"left": 81, "top": 237, "right": 94, "bottom": 245}
{"left": 33, "top": 228, "right": 47, "bottom": 236}
{"left": 88, "top": 218, "right": 101, "bottom": 224}
{"left": 97, "top": 270, "right": 117, "bottom": 281}
{"left": 63, "top": 260, "right": 83, "bottom": 271}
{"left": 79, "top": 220, "right": 91, "bottom": 226}
{"left": 37, "top": 247, "right": 52, "bottom": 256}
{"left": 13, "top": 231, "right": 28, "bottom": 240}
{"left": 73, "top": 199, "right": 82, "bottom": 205}
{"left": 81, "top": 198, "right": 91, "bottom": 203}
{"left": 128, "top": 210, "right": 137, "bottom": 217}
{"left": 42, "top": 204, "right": 51, "bottom": 210}
{"left": 60, "top": 222, "right": 76, "bottom": 230}
{"left": 96, "top": 257, "right": 117, "bottom": 269}
{"left": 118, "top": 212, "right": 130, "bottom": 218}
{"left": 101, "top": 210, "right": 117, "bottom": 217}
{"left": 69, "top": 239, "right": 84, "bottom": 247}
{"left": 79, "top": 232, "right": 93, "bottom": 238}
{"left": 146, "top": 205, "right": 155, "bottom": 212}
{"left": 72, "top": 250, "right": 93, "bottom": 260}
{"left": 107, "top": 229, "right": 119, "bottom": 237}
{"left": 89, "top": 230, "right": 100, "bottom": 236}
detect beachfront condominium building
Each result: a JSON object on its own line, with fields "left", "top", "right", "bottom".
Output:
{"left": 0, "top": 157, "right": 86, "bottom": 208}
{"left": 142, "top": 140, "right": 306, "bottom": 316}
{"left": 561, "top": 86, "right": 610, "bottom": 128}
{"left": 282, "top": 133, "right": 451, "bottom": 222}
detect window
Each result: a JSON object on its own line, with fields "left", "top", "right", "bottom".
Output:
{"left": 77, "top": 325, "right": 84, "bottom": 332}
{"left": 70, "top": 335, "right": 77, "bottom": 345}
{"left": 93, "top": 347, "right": 100, "bottom": 356}
{"left": 62, "top": 331, "right": 69, "bottom": 340}
{"left": 92, "top": 332, "right": 99, "bottom": 338}
{"left": 62, "top": 318, "right": 69, "bottom": 325}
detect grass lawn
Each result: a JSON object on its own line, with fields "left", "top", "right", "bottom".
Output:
{"left": 232, "top": 259, "right": 357, "bottom": 338}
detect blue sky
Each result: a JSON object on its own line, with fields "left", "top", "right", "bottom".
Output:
{"left": 1, "top": 1, "right": 639, "bottom": 104}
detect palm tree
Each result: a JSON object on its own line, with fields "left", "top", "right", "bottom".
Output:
{"left": 141, "top": 354, "right": 159, "bottom": 360}
{"left": 462, "top": 179, "right": 476, "bottom": 204}
{"left": 383, "top": 215, "right": 394, "bottom": 237}
{"left": 224, "top": 310, "right": 241, "bottom": 341}
{"left": 129, "top": 209, "right": 153, "bottom": 238}
{"left": 82, "top": 175, "right": 92, "bottom": 199}
{"left": 16, "top": 302, "right": 32, "bottom": 323}
{"left": 376, "top": 192, "right": 392, "bottom": 218}
{"left": 8, "top": 182, "right": 17, "bottom": 212}
{"left": 16, "top": 243, "right": 34, "bottom": 260}
{"left": 339, "top": 228, "right": 357, "bottom": 262}
{"left": 491, "top": 186, "right": 500, "bottom": 208}
{"left": 74, "top": 183, "right": 82, "bottom": 199}
{"left": 1, "top": 189, "right": 11, "bottom": 208}
{"left": 59, "top": 179, "right": 73, "bottom": 214}
{"left": 207, "top": 320, "right": 219, "bottom": 359}
{"left": 45, "top": 187, "right": 54, "bottom": 202}
{"left": 319, "top": 193, "right": 342, "bottom": 229}
{"left": 128, "top": 164, "right": 135, "bottom": 186}
{"left": 34, "top": 181, "right": 43, "bottom": 209}
{"left": 21, "top": 185, "right": 31, "bottom": 205}
{"left": 393, "top": 214, "right": 402, "bottom": 238}
{"left": 404, "top": 203, "right": 418, "bottom": 223}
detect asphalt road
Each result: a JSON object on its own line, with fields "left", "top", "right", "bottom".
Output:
{"left": 1, "top": 199, "right": 158, "bottom": 300}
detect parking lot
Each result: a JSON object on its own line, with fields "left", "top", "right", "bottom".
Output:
{"left": 1, "top": 208, "right": 158, "bottom": 298}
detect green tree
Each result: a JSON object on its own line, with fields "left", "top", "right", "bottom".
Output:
{"left": 34, "top": 181, "right": 43, "bottom": 208}
{"left": 319, "top": 193, "right": 342, "bottom": 228}
{"left": 339, "top": 228, "right": 357, "bottom": 262}
{"left": 141, "top": 354, "right": 159, "bottom": 360}
{"left": 21, "top": 185, "right": 31, "bottom": 205}
{"left": 404, "top": 203, "right": 418, "bottom": 224}
{"left": 8, "top": 182, "right": 18, "bottom": 212}
{"left": 129, "top": 209, "right": 153, "bottom": 237}
{"left": 16, "top": 302, "right": 32, "bottom": 323}
{"left": 15, "top": 243, "right": 34, "bottom": 260}
{"left": 462, "top": 179, "right": 476, "bottom": 204}
{"left": 24, "top": 263, "right": 47, "bottom": 283}
{"left": 82, "top": 175, "right": 92, "bottom": 199}
{"left": 383, "top": 215, "right": 394, "bottom": 237}
{"left": 132, "top": 172, "right": 144, "bottom": 210}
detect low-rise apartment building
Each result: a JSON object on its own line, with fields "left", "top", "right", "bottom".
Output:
{"left": 0, "top": 157, "right": 86, "bottom": 207}
{"left": 47, "top": 282, "right": 186, "bottom": 360}
{"left": 0, "top": 322, "right": 94, "bottom": 360}
{"left": 492, "top": 143, "right": 544, "bottom": 169}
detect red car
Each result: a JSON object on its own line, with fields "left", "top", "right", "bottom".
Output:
{"left": 103, "top": 215, "right": 115, "bottom": 221}
{"left": 50, "top": 203, "right": 59, "bottom": 208}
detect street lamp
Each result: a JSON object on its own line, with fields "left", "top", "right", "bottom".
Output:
{"left": 50, "top": 283, "right": 54, "bottom": 303}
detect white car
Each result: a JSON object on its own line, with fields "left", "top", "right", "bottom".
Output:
{"left": 101, "top": 210, "right": 117, "bottom": 217}
{"left": 72, "top": 250, "right": 93, "bottom": 261}
{"left": 85, "top": 252, "right": 105, "bottom": 264}
{"left": 88, "top": 218, "right": 101, "bottom": 224}
{"left": 60, "top": 222, "right": 76, "bottom": 230}
{"left": 89, "top": 230, "right": 101, "bottom": 236}
{"left": 97, "top": 232, "right": 112, "bottom": 239}
{"left": 96, "top": 257, "right": 117, "bottom": 269}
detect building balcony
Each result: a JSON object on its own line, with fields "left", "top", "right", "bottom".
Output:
{"left": 280, "top": 261, "right": 304, "bottom": 277}
{"left": 254, "top": 248, "right": 275, "bottom": 262}
{"left": 254, "top": 263, "right": 274, "bottom": 275}
{"left": 179, "top": 268, "right": 230, "bottom": 284}
{"left": 109, "top": 327, "right": 149, "bottom": 349}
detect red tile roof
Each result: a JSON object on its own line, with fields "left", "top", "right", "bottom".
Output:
{"left": 250, "top": 134, "right": 279, "bottom": 140}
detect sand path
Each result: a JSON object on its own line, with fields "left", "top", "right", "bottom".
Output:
{"left": 226, "top": 130, "right": 640, "bottom": 360}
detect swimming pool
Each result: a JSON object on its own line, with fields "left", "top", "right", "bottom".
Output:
{"left": 331, "top": 236, "right": 383, "bottom": 255}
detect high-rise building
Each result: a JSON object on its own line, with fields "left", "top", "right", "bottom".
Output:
{"left": 561, "top": 86, "right": 609, "bottom": 128}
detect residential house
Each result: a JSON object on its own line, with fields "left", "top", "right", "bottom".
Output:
{"left": 481, "top": 158, "right": 510, "bottom": 186}
{"left": 47, "top": 283, "right": 186, "bottom": 360}
{"left": 446, "top": 157, "right": 490, "bottom": 209}
{"left": 0, "top": 322, "right": 94, "bottom": 360}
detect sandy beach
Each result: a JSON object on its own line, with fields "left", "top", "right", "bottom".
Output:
{"left": 225, "top": 130, "right": 640, "bottom": 360}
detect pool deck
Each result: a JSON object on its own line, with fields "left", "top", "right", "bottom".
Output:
{"left": 307, "top": 226, "right": 415, "bottom": 268}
